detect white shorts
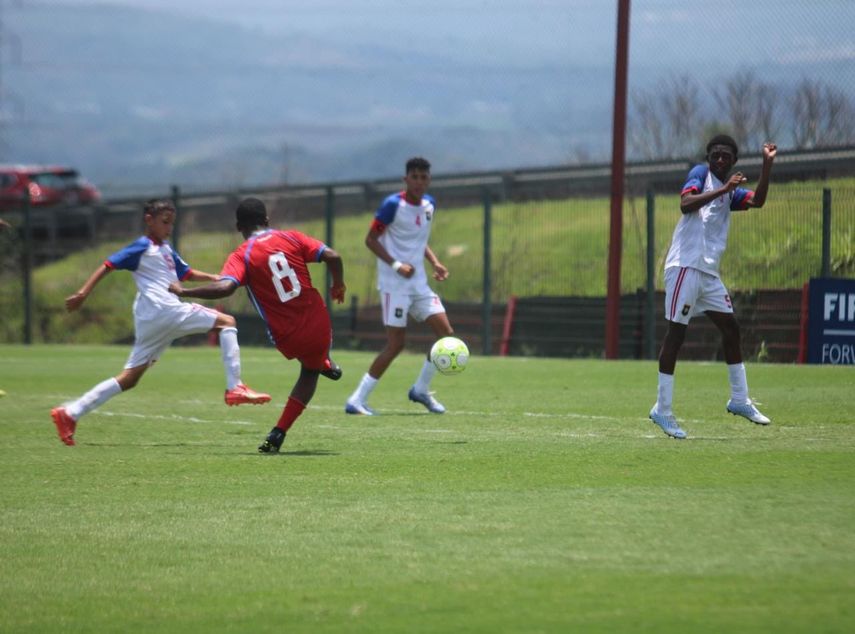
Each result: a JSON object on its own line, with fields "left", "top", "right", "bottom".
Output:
{"left": 380, "top": 290, "right": 446, "bottom": 328}
{"left": 125, "top": 302, "right": 219, "bottom": 369}
{"left": 664, "top": 266, "right": 733, "bottom": 325}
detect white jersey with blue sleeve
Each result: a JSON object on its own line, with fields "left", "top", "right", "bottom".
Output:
{"left": 106, "top": 237, "right": 193, "bottom": 320}
{"left": 373, "top": 192, "right": 437, "bottom": 293}
{"left": 664, "top": 165, "right": 754, "bottom": 277}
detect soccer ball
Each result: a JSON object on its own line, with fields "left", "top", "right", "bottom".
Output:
{"left": 430, "top": 336, "right": 469, "bottom": 375}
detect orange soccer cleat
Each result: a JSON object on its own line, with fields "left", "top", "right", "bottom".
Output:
{"left": 50, "top": 407, "right": 76, "bottom": 446}
{"left": 224, "top": 383, "right": 272, "bottom": 406}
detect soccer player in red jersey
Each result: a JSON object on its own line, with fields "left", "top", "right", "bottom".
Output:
{"left": 170, "top": 197, "right": 346, "bottom": 453}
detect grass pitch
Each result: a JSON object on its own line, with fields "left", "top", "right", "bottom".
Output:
{"left": 1, "top": 344, "right": 853, "bottom": 633}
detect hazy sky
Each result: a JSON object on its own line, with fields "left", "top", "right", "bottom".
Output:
{"left": 43, "top": 1, "right": 855, "bottom": 68}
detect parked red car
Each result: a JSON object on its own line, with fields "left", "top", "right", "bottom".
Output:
{"left": 0, "top": 165, "right": 101, "bottom": 211}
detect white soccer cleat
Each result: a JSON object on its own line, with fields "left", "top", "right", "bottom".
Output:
{"left": 408, "top": 387, "right": 446, "bottom": 414}
{"left": 345, "top": 400, "right": 375, "bottom": 416}
{"left": 649, "top": 406, "right": 687, "bottom": 439}
{"left": 726, "top": 399, "right": 771, "bottom": 425}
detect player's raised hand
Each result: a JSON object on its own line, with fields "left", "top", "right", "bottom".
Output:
{"left": 330, "top": 283, "right": 346, "bottom": 304}
{"left": 763, "top": 143, "right": 777, "bottom": 161}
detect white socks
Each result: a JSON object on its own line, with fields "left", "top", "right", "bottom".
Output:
{"left": 657, "top": 364, "right": 750, "bottom": 415}
{"left": 727, "top": 363, "right": 749, "bottom": 405}
{"left": 349, "top": 360, "right": 436, "bottom": 405}
{"left": 414, "top": 359, "right": 437, "bottom": 394}
{"left": 219, "top": 327, "right": 242, "bottom": 390}
{"left": 66, "top": 377, "right": 122, "bottom": 421}
{"left": 350, "top": 373, "right": 378, "bottom": 404}
{"left": 656, "top": 372, "right": 674, "bottom": 415}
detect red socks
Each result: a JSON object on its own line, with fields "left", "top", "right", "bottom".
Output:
{"left": 276, "top": 397, "right": 306, "bottom": 433}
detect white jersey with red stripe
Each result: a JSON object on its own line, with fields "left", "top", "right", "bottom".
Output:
{"left": 664, "top": 165, "right": 753, "bottom": 278}
{"left": 372, "top": 191, "right": 436, "bottom": 293}
{"left": 105, "top": 236, "right": 193, "bottom": 322}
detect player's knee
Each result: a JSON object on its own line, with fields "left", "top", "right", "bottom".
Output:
{"left": 118, "top": 376, "right": 138, "bottom": 391}
{"left": 218, "top": 314, "right": 237, "bottom": 329}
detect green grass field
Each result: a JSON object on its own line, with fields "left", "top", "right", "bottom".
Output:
{"left": 1, "top": 345, "right": 853, "bottom": 632}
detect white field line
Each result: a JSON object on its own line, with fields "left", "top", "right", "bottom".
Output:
{"left": 93, "top": 410, "right": 254, "bottom": 426}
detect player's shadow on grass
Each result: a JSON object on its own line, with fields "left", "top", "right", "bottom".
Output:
{"left": 256, "top": 448, "right": 339, "bottom": 457}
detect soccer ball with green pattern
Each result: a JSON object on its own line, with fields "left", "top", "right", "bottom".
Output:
{"left": 430, "top": 337, "right": 469, "bottom": 375}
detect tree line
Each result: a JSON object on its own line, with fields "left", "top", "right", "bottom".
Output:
{"left": 628, "top": 72, "right": 855, "bottom": 160}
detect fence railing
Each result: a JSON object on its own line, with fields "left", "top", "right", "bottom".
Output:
{"left": 2, "top": 150, "right": 853, "bottom": 358}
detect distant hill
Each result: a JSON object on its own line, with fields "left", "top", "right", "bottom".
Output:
{"left": 3, "top": 1, "right": 853, "bottom": 194}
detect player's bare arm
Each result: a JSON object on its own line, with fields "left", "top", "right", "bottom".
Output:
{"left": 320, "top": 247, "right": 347, "bottom": 304}
{"left": 746, "top": 142, "right": 777, "bottom": 208}
{"left": 424, "top": 245, "right": 448, "bottom": 281}
{"left": 65, "top": 264, "right": 112, "bottom": 312}
{"left": 169, "top": 278, "right": 237, "bottom": 300}
{"left": 184, "top": 270, "right": 221, "bottom": 282}
{"left": 365, "top": 227, "right": 414, "bottom": 278}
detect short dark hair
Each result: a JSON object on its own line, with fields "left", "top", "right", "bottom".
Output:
{"left": 405, "top": 157, "right": 431, "bottom": 174}
{"left": 143, "top": 199, "right": 175, "bottom": 217}
{"left": 706, "top": 134, "right": 739, "bottom": 157}
{"left": 235, "top": 197, "right": 269, "bottom": 230}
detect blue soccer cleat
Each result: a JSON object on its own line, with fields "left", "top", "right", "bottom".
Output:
{"left": 345, "top": 400, "right": 375, "bottom": 416}
{"left": 726, "top": 399, "right": 771, "bottom": 425}
{"left": 649, "top": 406, "right": 687, "bottom": 439}
{"left": 408, "top": 387, "right": 446, "bottom": 414}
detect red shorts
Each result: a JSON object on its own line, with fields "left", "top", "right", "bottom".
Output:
{"left": 269, "top": 304, "right": 332, "bottom": 370}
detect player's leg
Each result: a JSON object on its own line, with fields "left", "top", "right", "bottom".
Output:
{"left": 648, "top": 320, "right": 687, "bottom": 439}
{"left": 50, "top": 363, "right": 147, "bottom": 446}
{"left": 650, "top": 267, "right": 696, "bottom": 438}
{"left": 344, "top": 327, "right": 405, "bottom": 415}
{"left": 259, "top": 345, "right": 325, "bottom": 453}
{"left": 346, "top": 291, "right": 411, "bottom": 415}
{"left": 259, "top": 368, "right": 322, "bottom": 454}
{"left": 200, "top": 309, "right": 270, "bottom": 406}
{"left": 49, "top": 320, "right": 173, "bottom": 446}
{"left": 407, "top": 307, "right": 452, "bottom": 414}
{"left": 706, "top": 309, "right": 770, "bottom": 425}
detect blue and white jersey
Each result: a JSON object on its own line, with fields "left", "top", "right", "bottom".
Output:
{"left": 664, "top": 165, "right": 754, "bottom": 278}
{"left": 372, "top": 191, "right": 436, "bottom": 293}
{"left": 105, "top": 236, "right": 193, "bottom": 320}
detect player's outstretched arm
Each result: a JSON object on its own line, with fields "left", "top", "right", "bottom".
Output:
{"left": 321, "top": 247, "right": 346, "bottom": 304}
{"left": 65, "top": 264, "right": 112, "bottom": 312}
{"left": 747, "top": 142, "right": 777, "bottom": 208}
{"left": 169, "top": 279, "right": 238, "bottom": 300}
{"left": 185, "top": 270, "right": 221, "bottom": 282}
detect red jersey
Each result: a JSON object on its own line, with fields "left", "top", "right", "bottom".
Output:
{"left": 221, "top": 229, "right": 331, "bottom": 365}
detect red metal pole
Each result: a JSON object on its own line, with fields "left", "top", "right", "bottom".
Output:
{"left": 605, "top": 0, "right": 631, "bottom": 359}
{"left": 500, "top": 295, "right": 518, "bottom": 357}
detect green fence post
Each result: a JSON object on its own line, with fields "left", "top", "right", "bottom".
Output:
{"left": 171, "top": 185, "right": 181, "bottom": 253}
{"left": 325, "top": 186, "right": 334, "bottom": 313}
{"left": 646, "top": 188, "right": 656, "bottom": 359}
{"left": 482, "top": 187, "right": 492, "bottom": 355}
{"left": 22, "top": 188, "right": 32, "bottom": 345}
{"left": 821, "top": 188, "right": 831, "bottom": 277}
